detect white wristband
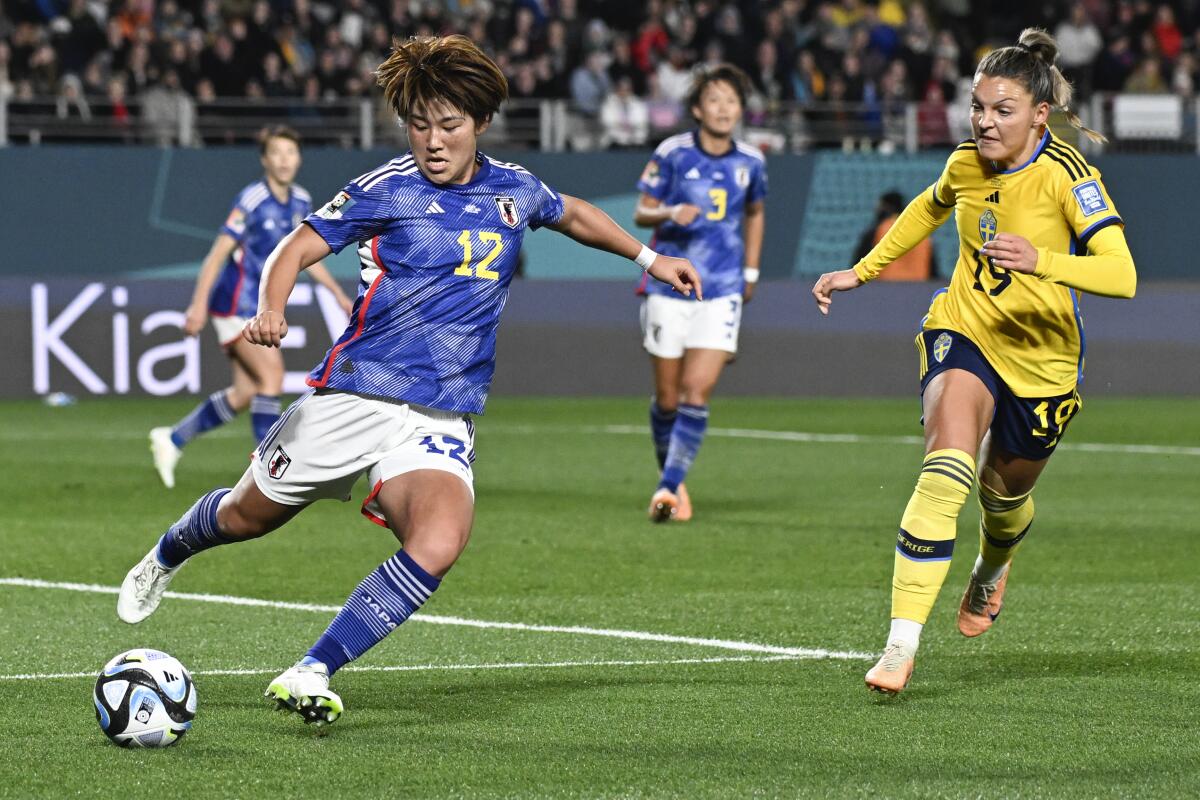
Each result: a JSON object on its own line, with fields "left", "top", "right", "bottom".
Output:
{"left": 743, "top": 267, "right": 760, "bottom": 283}
{"left": 634, "top": 245, "right": 658, "bottom": 271}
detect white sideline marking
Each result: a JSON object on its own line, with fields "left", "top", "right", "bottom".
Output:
{"left": 0, "top": 655, "right": 802, "bottom": 682}
{"left": 2, "top": 422, "right": 1196, "bottom": 456}
{"left": 0, "top": 578, "right": 872, "bottom": 661}
{"left": 484, "top": 423, "right": 1200, "bottom": 457}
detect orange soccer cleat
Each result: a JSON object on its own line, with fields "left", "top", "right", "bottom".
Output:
{"left": 957, "top": 568, "right": 1009, "bottom": 638}
{"left": 674, "top": 482, "right": 693, "bottom": 522}
{"left": 864, "top": 642, "right": 916, "bottom": 696}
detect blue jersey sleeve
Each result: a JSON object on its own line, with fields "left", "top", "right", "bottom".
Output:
{"left": 748, "top": 158, "right": 768, "bottom": 204}
{"left": 529, "top": 179, "right": 565, "bottom": 230}
{"left": 636, "top": 153, "right": 674, "bottom": 201}
{"left": 305, "top": 181, "right": 393, "bottom": 254}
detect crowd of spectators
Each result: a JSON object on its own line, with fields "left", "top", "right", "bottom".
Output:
{"left": 3, "top": 1, "right": 1200, "bottom": 147}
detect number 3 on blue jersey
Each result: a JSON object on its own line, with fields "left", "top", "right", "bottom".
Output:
{"left": 455, "top": 230, "right": 503, "bottom": 281}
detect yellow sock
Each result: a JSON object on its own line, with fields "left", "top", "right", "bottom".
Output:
{"left": 975, "top": 482, "right": 1035, "bottom": 582}
{"left": 891, "top": 449, "right": 975, "bottom": 624}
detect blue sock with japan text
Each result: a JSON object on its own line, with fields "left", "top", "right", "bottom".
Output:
{"left": 303, "top": 550, "right": 441, "bottom": 675}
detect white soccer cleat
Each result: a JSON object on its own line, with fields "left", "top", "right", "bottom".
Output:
{"left": 117, "top": 547, "right": 180, "bottom": 624}
{"left": 149, "top": 427, "right": 182, "bottom": 489}
{"left": 266, "top": 662, "right": 344, "bottom": 726}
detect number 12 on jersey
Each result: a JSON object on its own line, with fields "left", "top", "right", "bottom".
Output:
{"left": 455, "top": 230, "right": 503, "bottom": 281}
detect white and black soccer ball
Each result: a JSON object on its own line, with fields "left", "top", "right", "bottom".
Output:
{"left": 93, "top": 648, "right": 197, "bottom": 748}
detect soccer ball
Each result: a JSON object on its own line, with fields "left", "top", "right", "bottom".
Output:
{"left": 93, "top": 648, "right": 197, "bottom": 747}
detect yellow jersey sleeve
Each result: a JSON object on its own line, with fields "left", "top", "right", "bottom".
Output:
{"left": 1035, "top": 223, "right": 1137, "bottom": 298}
{"left": 1032, "top": 164, "right": 1136, "bottom": 298}
{"left": 852, "top": 150, "right": 961, "bottom": 282}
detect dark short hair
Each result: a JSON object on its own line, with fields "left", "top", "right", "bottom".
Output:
{"left": 377, "top": 34, "right": 509, "bottom": 123}
{"left": 259, "top": 125, "right": 301, "bottom": 154}
{"left": 686, "top": 63, "right": 751, "bottom": 114}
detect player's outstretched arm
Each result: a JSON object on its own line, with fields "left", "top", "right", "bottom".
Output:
{"left": 982, "top": 226, "right": 1136, "bottom": 299}
{"left": 551, "top": 193, "right": 703, "bottom": 299}
{"left": 185, "top": 233, "right": 239, "bottom": 336}
{"left": 811, "top": 269, "right": 864, "bottom": 316}
{"left": 244, "top": 224, "right": 332, "bottom": 348}
{"left": 634, "top": 193, "right": 701, "bottom": 228}
{"left": 853, "top": 184, "right": 952, "bottom": 283}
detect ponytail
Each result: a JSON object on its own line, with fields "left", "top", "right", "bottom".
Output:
{"left": 978, "top": 27, "right": 1106, "bottom": 144}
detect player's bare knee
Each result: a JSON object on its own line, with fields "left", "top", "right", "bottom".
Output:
{"left": 404, "top": 535, "right": 466, "bottom": 578}
{"left": 678, "top": 385, "right": 712, "bottom": 406}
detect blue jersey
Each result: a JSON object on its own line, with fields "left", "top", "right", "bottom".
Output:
{"left": 303, "top": 152, "right": 565, "bottom": 415}
{"left": 209, "top": 180, "right": 312, "bottom": 318}
{"left": 636, "top": 131, "right": 767, "bottom": 299}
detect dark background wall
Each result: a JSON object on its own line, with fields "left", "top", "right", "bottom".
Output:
{"left": 1, "top": 147, "right": 1196, "bottom": 399}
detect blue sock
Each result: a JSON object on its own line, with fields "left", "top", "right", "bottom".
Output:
{"left": 659, "top": 403, "right": 708, "bottom": 493}
{"left": 171, "top": 391, "right": 236, "bottom": 449}
{"left": 305, "top": 550, "right": 441, "bottom": 675}
{"left": 649, "top": 400, "right": 677, "bottom": 470}
{"left": 249, "top": 394, "right": 282, "bottom": 442}
{"left": 155, "top": 488, "right": 234, "bottom": 568}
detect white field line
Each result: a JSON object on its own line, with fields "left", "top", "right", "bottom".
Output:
{"left": 2, "top": 421, "right": 1196, "bottom": 456}
{"left": 0, "top": 578, "right": 872, "bottom": 662}
{"left": 503, "top": 423, "right": 1200, "bottom": 457}
{"left": 0, "top": 654, "right": 801, "bottom": 682}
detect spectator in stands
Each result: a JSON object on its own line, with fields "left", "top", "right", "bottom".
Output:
{"left": 644, "top": 72, "right": 684, "bottom": 134}
{"left": 1171, "top": 51, "right": 1196, "bottom": 96}
{"left": 569, "top": 49, "right": 611, "bottom": 118}
{"left": 1152, "top": 4, "right": 1183, "bottom": 62}
{"left": 600, "top": 75, "right": 649, "bottom": 148}
{"left": 1094, "top": 34, "right": 1136, "bottom": 92}
{"left": 852, "top": 190, "right": 933, "bottom": 281}
{"left": 791, "top": 49, "right": 827, "bottom": 103}
{"left": 917, "top": 82, "right": 952, "bottom": 147}
{"left": 55, "top": 73, "right": 91, "bottom": 121}
{"left": 657, "top": 45, "right": 694, "bottom": 104}
{"left": 1125, "top": 56, "right": 1167, "bottom": 93}
{"left": 1055, "top": 3, "right": 1103, "bottom": 99}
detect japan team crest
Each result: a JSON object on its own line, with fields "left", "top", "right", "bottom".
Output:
{"left": 735, "top": 165, "right": 750, "bottom": 188}
{"left": 267, "top": 445, "right": 291, "bottom": 479}
{"left": 933, "top": 332, "right": 953, "bottom": 363}
{"left": 494, "top": 196, "right": 519, "bottom": 228}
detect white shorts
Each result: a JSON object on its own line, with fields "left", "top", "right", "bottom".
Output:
{"left": 250, "top": 391, "right": 475, "bottom": 527}
{"left": 640, "top": 293, "right": 742, "bottom": 358}
{"left": 211, "top": 314, "right": 247, "bottom": 347}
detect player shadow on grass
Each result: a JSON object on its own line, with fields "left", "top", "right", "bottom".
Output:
{"left": 253, "top": 668, "right": 802, "bottom": 734}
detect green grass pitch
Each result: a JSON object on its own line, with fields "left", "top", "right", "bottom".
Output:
{"left": 0, "top": 396, "right": 1197, "bottom": 798}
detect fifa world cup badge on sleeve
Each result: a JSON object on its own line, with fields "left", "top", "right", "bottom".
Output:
{"left": 640, "top": 160, "right": 660, "bottom": 188}
{"left": 317, "top": 191, "right": 355, "bottom": 220}
{"left": 1072, "top": 180, "right": 1109, "bottom": 216}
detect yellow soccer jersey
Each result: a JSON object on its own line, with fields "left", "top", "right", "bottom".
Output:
{"left": 917, "top": 130, "right": 1122, "bottom": 397}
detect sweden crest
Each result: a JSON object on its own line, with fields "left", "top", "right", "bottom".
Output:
{"left": 933, "top": 332, "right": 952, "bottom": 363}
{"left": 978, "top": 209, "right": 998, "bottom": 243}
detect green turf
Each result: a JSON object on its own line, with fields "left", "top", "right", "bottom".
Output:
{"left": 0, "top": 396, "right": 1197, "bottom": 799}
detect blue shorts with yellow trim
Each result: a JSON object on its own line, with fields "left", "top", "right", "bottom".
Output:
{"left": 916, "top": 329, "right": 1082, "bottom": 461}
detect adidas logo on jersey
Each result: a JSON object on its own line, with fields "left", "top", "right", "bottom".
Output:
{"left": 425, "top": 201, "right": 445, "bottom": 214}
{"left": 684, "top": 167, "right": 701, "bottom": 180}
{"left": 464, "top": 203, "right": 480, "bottom": 214}
{"left": 985, "top": 191, "right": 1000, "bottom": 204}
